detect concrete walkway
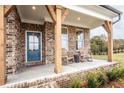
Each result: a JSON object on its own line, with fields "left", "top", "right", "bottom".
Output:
{"left": 6, "top": 59, "right": 116, "bottom": 85}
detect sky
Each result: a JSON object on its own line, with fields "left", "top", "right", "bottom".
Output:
{"left": 91, "top": 6, "right": 124, "bottom": 39}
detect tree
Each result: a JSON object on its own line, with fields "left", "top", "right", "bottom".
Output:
{"left": 90, "top": 35, "right": 124, "bottom": 55}
{"left": 90, "top": 35, "right": 107, "bottom": 55}
{"left": 113, "top": 39, "right": 124, "bottom": 53}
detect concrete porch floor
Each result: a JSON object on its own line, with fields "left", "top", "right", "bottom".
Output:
{"left": 5, "top": 59, "right": 117, "bottom": 86}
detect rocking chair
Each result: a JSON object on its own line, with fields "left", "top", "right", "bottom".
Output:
{"left": 79, "top": 47, "right": 93, "bottom": 62}
{"left": 62, "top": 48, "right": 74, "bottom": 65}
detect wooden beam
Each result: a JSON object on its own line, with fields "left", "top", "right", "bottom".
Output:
{"left": 107, "top": 31, "right": 113, "bottom": 62}
{"left": 61, "top": 8, "right": 69, "bottom": 23}
{"left": 4, "top": 5, "right": 14, "bottom": 17}
{"left": 45, "top": 5, "right": 56, "bottom": 24}
{"left": 102, "top": 21, "right": 112, "bottom": 33}
{"left": 54, "top": 5, "right": 62, "bottom": 73}
{"left": 0, "top": 5, "right": 6, "bottom": 85}
{"left": 109, "top": 21, "right": 112, "bottom": 31}
{"left": 105, "top": 21, "right": 111, "bottom": 33}
{"left": 102, "top": 24, "right": 109, "bottom": 33}
{"left": 108, "top": 21, "right": 113, "bottom": 62}
{"left": 103, "top": 20, "right": 113, "bottom": 62}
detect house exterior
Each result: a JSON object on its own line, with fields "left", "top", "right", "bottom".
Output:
{"left": 0, "top": 5, "right": 122, "bottom": 85}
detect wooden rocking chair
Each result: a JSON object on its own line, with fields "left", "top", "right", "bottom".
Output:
{"left": 79, "top": 47, "right": 93, "bottom": 62}
{"left": 62, "top": 48, "right": 74, "bottom": 65}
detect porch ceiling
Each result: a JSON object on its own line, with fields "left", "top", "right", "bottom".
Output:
{"left": 16, "top": 5, "right": 118, "bottom": 29}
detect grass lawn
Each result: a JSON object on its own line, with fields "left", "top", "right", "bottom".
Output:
{"left": 93, "top": 53, "right": 124, "bottom": 65}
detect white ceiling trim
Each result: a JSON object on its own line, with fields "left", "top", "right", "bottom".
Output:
{"left": 63, "top": 21, "right": 90, "bottom": 28}
{"left": 62, "top": 5, "right": 112, "bottom": 21}
{"left": 21, "top": 18, "right": 45, "bottom": 25}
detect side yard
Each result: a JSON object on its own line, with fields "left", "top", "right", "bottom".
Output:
{"left": 93, "top": 53, "right": 124, "bottom": 65}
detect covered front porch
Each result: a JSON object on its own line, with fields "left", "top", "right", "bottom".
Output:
{"left": 0, "top": 5, "right": 120, "bottom": 86}
{"left": 1, "top": 60, "right": 117, "bottom": 87}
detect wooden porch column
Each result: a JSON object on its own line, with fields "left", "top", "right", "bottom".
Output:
{"left": 107, "top": 31, "right": 113, "bottom": 62}
{"left": 0, "top": 5, "right": 6, "bottom": 85}
{"left": 54, "top": 6, "right": 62, "bottom": 73}
{"left": 46, "top": 5, "right": 69, "bottom": 73}
{"left": 102, "top": 21, "right": 113, "bottom": 62}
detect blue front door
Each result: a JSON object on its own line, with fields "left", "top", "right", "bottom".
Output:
{"left": 27, "top": 32, "right": 41, "bottom": 62}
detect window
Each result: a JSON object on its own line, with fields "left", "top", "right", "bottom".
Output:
{"left": 29, "top": 33, "right": 40, "bottom": 51}
{"left": 76, "top": 31, "right": 84, "bottom": 50}
{"left": 61, "top": 27, "right": 68, "bottom": 50}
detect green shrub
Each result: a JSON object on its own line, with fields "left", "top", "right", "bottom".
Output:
{"left": 107, "top": 68, "right": 119, "bottom": 81}
{"left": 97, "top": 70, "right": 108, "bottom": 87}
{"left": 87, "top": 70, "right": 108, "bottom": 88}
{"left": 107, "top": 67, "right": 124, "bottom": 81}
{"left": 118, "top": 67, "right": 124, "bottom": 77}
{"left": 87, "top": 72, "right": 100, "bottom": 88}
{"left": 71, "top": 77, "right": 82, "bottom": 88}
{"left": 70, "top": 67, "right": 124, "bottom": 88}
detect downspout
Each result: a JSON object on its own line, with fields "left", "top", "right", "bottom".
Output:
{"left": 113, "top": 13, "right": 121, "bottom": 24}
{"left": 100, "top": 5, "right": 122, "bottom": 24}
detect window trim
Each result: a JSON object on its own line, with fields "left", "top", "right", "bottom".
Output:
{"left": 76, "top": 29, "right": 84, "bottom": 50}
{"left": 61, "top": 26, "right": 69, "bottom": 51}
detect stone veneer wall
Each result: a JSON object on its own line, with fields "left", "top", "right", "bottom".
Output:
{"left": 5, "top": 7, "right": 45, "bottom": 74}
{"left": 44, "top": 22, "right": 55, "bottom": 64}
{"left": 84, "top": 28, "right": 90, "bottom": 48}
{"left": 44, "top": 22, "right": 90, "bottom": 64}
{"left": 5, "top": 10, "right": 90, "bottom": 74}
{"left": 5, "top": 7, "right": 22, "bottom": 74}
{"left": 21, "top": 23, "right": 45, "bottom": 66}
{"left": 63, "top": 24, "right": 90, "bottom": 53}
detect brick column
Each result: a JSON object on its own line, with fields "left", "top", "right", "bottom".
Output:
{"left": 0, "top": 5, "right": 6, "bottom": 85}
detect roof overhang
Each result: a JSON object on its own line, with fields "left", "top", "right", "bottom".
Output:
{"left": 16, "top": 5, "right": 121, "bottom": 29}
{"left": 62, "top": 5, "right": 113, "bottom": 21}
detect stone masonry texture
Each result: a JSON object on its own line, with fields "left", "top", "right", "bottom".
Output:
{"left": 21, "top": 22, "right": 45, "bottom": 66}
{"left": 5, "top": 7, "right": 90, "bottom": 74}
{"left": 5, "top": 7, "right": 22, "bottom": 74}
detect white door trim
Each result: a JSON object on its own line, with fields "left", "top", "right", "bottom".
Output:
{"left": 25, "top": 30, "right": 42, "bottom": 63}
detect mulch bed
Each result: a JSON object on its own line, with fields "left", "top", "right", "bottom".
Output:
{"left": 105, "top": 78, "right": 124, "bottom": 88}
